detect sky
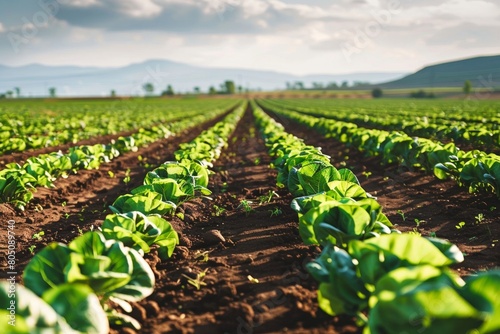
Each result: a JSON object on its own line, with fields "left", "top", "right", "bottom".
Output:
{"left": 0, "top": 0, "right": 499, "bottom": 75}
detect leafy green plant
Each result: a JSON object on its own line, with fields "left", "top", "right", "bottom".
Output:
{"left": 0, "top": 282, "right": 108, "bottom": 334}
{"left": 101, "top": 211, "right": 179, "bottom": 260}
{"left": 28, "top": 245, "right": 36, "bottom": 255}
{"left": 23, "top": 231, "right": 155, "bottom": 329}
{"left": 397, "top": 210, "right": 406, "bottom": 221}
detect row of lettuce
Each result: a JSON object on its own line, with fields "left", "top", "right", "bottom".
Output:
{"left": 258, "top": 99, "right": 500, "bottom": 198}
{"left": 0, "top": 103, "right": 245, "bottom": 333}
{"left": 0, "top": 103, "right": 234, "bottom": 210}
{"left": 0, "top": 99, "right": 235, "bottom": 155}
{"left": 260, "top": 98, "right": 500, "bottom": 148}
{"left": 252, "top": 101, "right": 500, "bottom": 334}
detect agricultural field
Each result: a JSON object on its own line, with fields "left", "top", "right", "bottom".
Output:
{"left": 1, "top": 97, "right": 499, "bottom": 334}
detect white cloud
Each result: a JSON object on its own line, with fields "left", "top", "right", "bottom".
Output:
{"left": 0, "top": 22, "right": 4, "bottom": 33}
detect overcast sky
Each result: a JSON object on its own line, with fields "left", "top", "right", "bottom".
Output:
{"left": 0, "top": 0, "right": 499, "bottom": 75}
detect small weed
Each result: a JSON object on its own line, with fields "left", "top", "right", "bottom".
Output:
{"left": 490, "top": 206, "right": 497, "bottom": 212}
{"left": 123, "top": 168, "right": 131, "bottom": 184}
{"left": 238, "top": 200, "right": 254, "bottom": 216}
{"left": 269, "top": 207, "right": 283, "bottom": 217}
{"left": 475, "top": 213, "right": 485, "bottom": 225}
{"left": 259, "top": 190, "right": 279, "bottom": 205}
{"left": 195, "top": 251, "right": 210, "bottom": 262}
{"left": 182, "top": 269, "right": 208, "bottom": 290}
{"left": 61, "top": 201, "right": 67, "bottom": 207}
{"left": 414, "top": 218, "right": 424, "bottom": 228}
{"left": 28, "top": 245, "right": 36, "bottom": 255}
{"left": 64, "top": 213, "right": 70, "bottom": 219}
{"left": 212, "top": 204, "right": 226, "bottom": 217}
{"left": 32, "top": 231, "right": 45, "bottom": 241}
{"left": 397, "top": 210, "right": 406, "bottom": 222}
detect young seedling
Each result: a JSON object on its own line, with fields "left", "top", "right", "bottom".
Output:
{"left": 269, "top": 207, "right": 283, "bottom": 217}
{"left": 123, "top": 168, "right": 131, "bottom": 185}
{"left": 195, "top": 251, "right": 210, "bottom": 263}
{"left": 28, "top": 245, "right": 36, "bottom": 255}
{"left": 475, "top": 213, "right": 485, "bottom": 225}
{"left": 259, "top": 190, "right": 280, "bottom": 205}
{"left": 414, "top": 218, "right": 424, "bottom": 228}
{"left": 182, "top": 269, "right": 208, "bottom": 290}
{"left": 254, "top": 157, "right": 261, "bottom": 166}
{"left": 397, "top": 210, "right": 406, "bottom": 222}
{"left": 362, "top": 171, "right": 372, "bottom": 179}
{"left": 455, "top": 221, "right": 466, "bottom": 230}
{"left": 108, "top": 171, "right": 115, "bottom": 178}
{"left": 32, "top": 231, "right": 45, "bottom": 241}
{"left": 238, "top": 199, "right": 254, "bottom": 216}
{"left": 212, "top": 204, "right": 226, "bottom": 217}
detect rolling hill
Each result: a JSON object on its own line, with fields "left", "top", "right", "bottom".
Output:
{"left": 0, "top": 59, "right": 404, "bottom": 97}
{"left": 378, "top": 55, "right": 500, "bottom": 89}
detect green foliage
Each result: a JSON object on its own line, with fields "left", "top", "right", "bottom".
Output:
{"left": 101, "top": 211, "right": 178, "bottom": 260}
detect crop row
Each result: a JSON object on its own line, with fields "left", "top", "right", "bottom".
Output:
{"left": 261, "top": 98, "right": 500, "bottom": 149}
{"left": 0, "top": 99, "right": 236, "bottom": 155}
{"left": 0, "top": 102, "right": 241, "bottom": 210}
{"left": 259, "top": 100, "right": 500, "bottom": 198}
{"left": 252, "top": 101, "right": 500, "bottom": 334}
{"left": 0, "top": 103, "right": 246, "bottom": 333}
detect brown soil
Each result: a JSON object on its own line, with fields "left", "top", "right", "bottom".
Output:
{"left": 0, "top": 105, "right": 498, "bottom": 333}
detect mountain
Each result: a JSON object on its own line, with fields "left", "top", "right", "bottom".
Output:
{"left": 378, "top": 55, "right": 500, "bottom": 89}
{"left": 0, "top": 59, "right": 404, "bottom": 97}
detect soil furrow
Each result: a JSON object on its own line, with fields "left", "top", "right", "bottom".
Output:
{"left": 136, "top": 107, "right": 359, "bottom": 333}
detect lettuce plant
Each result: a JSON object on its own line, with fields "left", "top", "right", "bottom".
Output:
{"left": 23, "top": 232, "right": 155, "bottom": 329}
{"left": 101, "top": 211, "right": 179, "bottom": 260}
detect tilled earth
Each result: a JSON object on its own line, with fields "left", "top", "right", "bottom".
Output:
{"left": 0, "top": 106, "right": 498, "bottom": 334}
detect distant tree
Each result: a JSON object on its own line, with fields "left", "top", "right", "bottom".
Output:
{"left": 371, "top": 88, "right": 383, "bottom": 98}
{"left": 463, "top": 80, "right": 472, "bottom": 95}
{"left": 14, "top": 87, "right": 20, "bottom": 98}
{"left": 6, "top": 90, "right": 13, "bottom": 98}
{"left": 48, "top": 87, "right": 56, "bottom": 98}
{"left": 341, "top": 81, "right": 349, "bottom": 88}
{"left": 208, "top": 86, "right": 217, "bottom": 95}
{"left": 410, "top": 90, "right": 435, "bottom": 99}
{"left": 353, "top": 81, "right": 370, "bottom": 87}
{"left": 161, "top": 85, "right": 174, "bottom": 96}
{"left": 326, "top": 82, "right": 338, "bottom": 89}
{"left": 0, "top": 93, "right": 5, "bottom": 99}
{"left": 193, "top": 86, "right": 200, "bottom": 94}
{"left": 142, "top": 83, "right": 154, "bottom": 96}
{"left": 285, "top": 82, "right": 292, "bottom": 90}
{"left": 237, "top": 85, "right": 243, "bottom": 94}
{"left": 224, "top": 80, "right": 236, "bottom": 94}
{"left": 312, "top": 82, "right": 324, "bottom": 89}
{"left": 294, "top": 81, "right": 304, "bottom": 90}
{"left": 110, "top": 89, "right": 116, "bottom": 97}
